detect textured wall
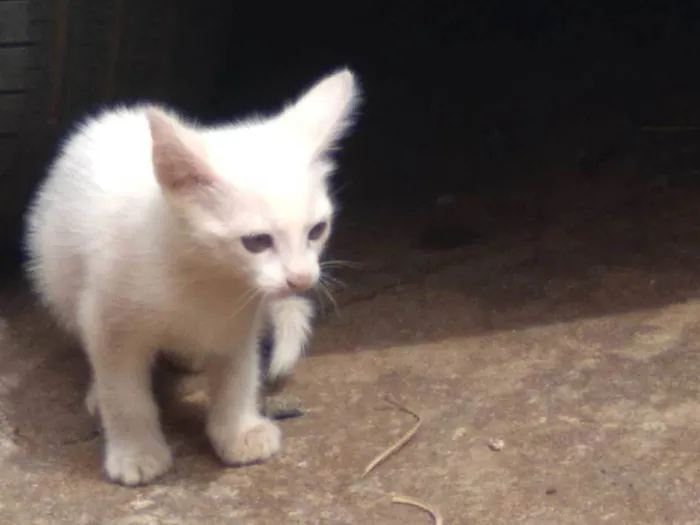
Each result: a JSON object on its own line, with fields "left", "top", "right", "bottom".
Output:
{"left": 0, "top": 0, "right": 231, "bottom": 269}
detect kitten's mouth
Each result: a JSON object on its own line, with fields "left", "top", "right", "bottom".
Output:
{"left": 267, "top": 288, "right": 299, "bottom": 300}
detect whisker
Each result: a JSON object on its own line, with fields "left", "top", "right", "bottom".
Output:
{"left": 321, "top": 259, "right": 364, "bottom": 270}
{"left": 312, "top": 287, "right": 328, "bottom": 318}
{"left": 194, "top": 287, "right": 259, "bottom": 351}
{"left": 321, "top": 273, "right": 347, "bottom": 289}
{"left": 226, "top": 288, "right": 259, "bottom": 323}
{"left": 318, "top": 280, "right": 341, "bottom": 318}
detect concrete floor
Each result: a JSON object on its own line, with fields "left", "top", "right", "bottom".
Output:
{"left": 2, "top": 165, "right": 700, "bottom": 524}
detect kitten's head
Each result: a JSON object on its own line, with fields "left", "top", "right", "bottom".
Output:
{"left": 148, "top": 68, "right": 360, "bottom": 296}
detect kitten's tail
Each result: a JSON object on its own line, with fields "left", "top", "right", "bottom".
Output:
{"left": 265, "top": 295, "right": 314, "bottom": 380}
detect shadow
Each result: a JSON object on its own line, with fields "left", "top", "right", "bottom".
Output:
{"left": 306, "top": 27, "right": 700, "bottom": 352}
{"left": 286, "top": 7, "right": 700, "bottom": 356}
{"left": 312, "top": 175, "right": 700, "bottom": 355}
{"left": 0, "top": 278, "right": 101, "bottom": 477}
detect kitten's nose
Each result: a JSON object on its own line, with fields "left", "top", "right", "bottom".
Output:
{"left": 286, "top": 273, "right": 314, "bottom": 292}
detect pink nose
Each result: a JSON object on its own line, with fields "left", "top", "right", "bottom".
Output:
{"left": 286, "top": 274, "right": 313, "bottom": 291}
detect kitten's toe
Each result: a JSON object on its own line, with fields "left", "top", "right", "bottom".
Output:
{"left": 104, "top": 439, "right": 173, "bottom": 486}
{"left": 210, "top": 418, "right": 282, "bottom": 466}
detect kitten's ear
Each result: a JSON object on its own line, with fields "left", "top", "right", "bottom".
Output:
{"left": 284, "top": 68, "right": 361, "bottom": 158}
{"left": 147, "top": 107, "right": 218, "bottom": 194}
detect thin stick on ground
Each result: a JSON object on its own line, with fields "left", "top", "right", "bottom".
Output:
{"left": 392, "top": 495, "right": 444, "bottom": 525}
{"left": 362, "top": 396, "right": 421, "bottom": 478}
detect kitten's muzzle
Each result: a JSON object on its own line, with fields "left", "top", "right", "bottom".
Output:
{"left": 285, "top": 273, "right": 314, "bottom": 292}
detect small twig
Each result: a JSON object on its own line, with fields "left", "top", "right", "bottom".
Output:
{"left": 392, "top": 495, "right": 444, "bottom": 525}
{"left": 641, "top": 125, "right": 700, "bottom": 132}
{"left": 362, "top": 396, "right": 421, "bottom": 477}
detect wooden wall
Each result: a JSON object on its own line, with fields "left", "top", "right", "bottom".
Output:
{"left": 0, "top": 0, "right": 231, "bottom": 268}
{"left": 0, "top": 0, "right": 31, "bottom": 183}
{"left": 0, "top": 0, "right": 48, "bottom": 269}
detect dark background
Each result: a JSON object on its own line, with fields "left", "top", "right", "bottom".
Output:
{"left": 6, "top": 0, "right": 700, "bottom": 267}
{"left": 205, "top": 1, "right": 700, "bottom": 203}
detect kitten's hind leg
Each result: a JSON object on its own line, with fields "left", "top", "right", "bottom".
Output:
{"left": 80, "top": 307, "right": 172, "bottom": 486}
{"left": 264, "top": 295, "right": 314, "bottom": 381}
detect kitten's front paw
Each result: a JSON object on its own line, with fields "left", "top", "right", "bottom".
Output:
{"left": 210, "top": 418, "right": 282, "bottom": 466}
{"left": 104, "top": 438, "right": 173, "bottom": 486}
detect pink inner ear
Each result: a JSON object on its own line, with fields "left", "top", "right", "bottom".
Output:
{"left": 147, "top": 108, "right": 217, "bottom": 193}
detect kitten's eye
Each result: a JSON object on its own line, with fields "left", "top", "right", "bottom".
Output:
{"left": 241, "top": 234, "right": 274, "bottom": 253}
{"left": 308, "top": 221, "right": 328, "bottom": 241}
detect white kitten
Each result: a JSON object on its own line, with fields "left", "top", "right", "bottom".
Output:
{"left": 23, "top": 69, "right": 360, "bottom": 485}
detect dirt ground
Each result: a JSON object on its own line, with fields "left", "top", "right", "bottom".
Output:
{"left": 2, "top": 155, "right": 700, "bottom": 525}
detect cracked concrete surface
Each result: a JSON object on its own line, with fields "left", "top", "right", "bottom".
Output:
{"left": 2, "top": 169, "right": 700, "bottom": 524}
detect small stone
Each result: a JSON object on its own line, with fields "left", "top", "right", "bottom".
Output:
{"left": 264, "top": 395, "right": 304, "bottom": 420}
{"left": 487, "top": 438, "right": 505, "bottom": 451}
{"left": 452, "top": 427, "right": 467, "bottom": 440}
{"left": 129, "top": 498, "right": 155, "bottom": 511}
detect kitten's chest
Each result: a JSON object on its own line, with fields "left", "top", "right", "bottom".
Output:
{"left": 163, "top": 287, "right": 262, "bottom": 356}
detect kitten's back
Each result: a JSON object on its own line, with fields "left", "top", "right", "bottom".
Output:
{"left": 24, "top": 107, "right": 157, "bottom": 331}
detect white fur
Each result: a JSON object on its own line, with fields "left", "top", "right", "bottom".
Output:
{"left": 23, "top": 68, "right": 360, "bottom": 485}
{"left": 266, "top": 295, "right": 314, "bottom": 379}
